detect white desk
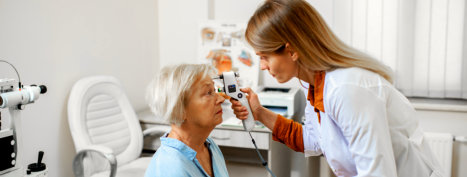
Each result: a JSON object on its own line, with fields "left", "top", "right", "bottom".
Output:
{"left": 137, "top": 105, "right": 294, "bottom": 177}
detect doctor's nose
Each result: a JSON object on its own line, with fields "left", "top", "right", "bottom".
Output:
{"left": 260, "top": 61, "right": 268, "bottom": 70}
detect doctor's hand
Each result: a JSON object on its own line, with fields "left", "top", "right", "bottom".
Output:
{"left": 230, "top": 88, "right": 263, "bottom": 121}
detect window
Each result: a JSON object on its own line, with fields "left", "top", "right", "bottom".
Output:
{"left": 319, "top": 0, "right": 466, "bottom": 99}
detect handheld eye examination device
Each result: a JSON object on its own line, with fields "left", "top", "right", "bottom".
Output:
{"left": 213, "top": 71, "right": 277, "bottom": 177}
{"left": 214, "top": 71, "right": 255, "bottom": 131}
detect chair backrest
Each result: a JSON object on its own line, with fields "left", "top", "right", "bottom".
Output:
{"left": 68, "top": 76, "right": 143, "bottom": 166}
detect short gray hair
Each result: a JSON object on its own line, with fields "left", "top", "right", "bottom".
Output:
{"left": 146, "top": 64, "right": 217, "bottom": 126}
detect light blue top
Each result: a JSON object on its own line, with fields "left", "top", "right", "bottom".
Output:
{"left": 144, "top": 133, "right": 229, "bottom": 177}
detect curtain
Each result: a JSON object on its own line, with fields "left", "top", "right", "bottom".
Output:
{"left": 325, "top": 0, "right": 466, "bottom": 99}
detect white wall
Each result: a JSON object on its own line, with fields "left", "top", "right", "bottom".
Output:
{"left": 0, "top": 0, "right": 159, "bottom": 176}
{"left": 157, "top": 0, "right": 303, "bottom": 89}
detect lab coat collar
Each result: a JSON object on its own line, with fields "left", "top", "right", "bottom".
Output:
{"left": 307, "top": 71, "right": 326, "bottom": 113}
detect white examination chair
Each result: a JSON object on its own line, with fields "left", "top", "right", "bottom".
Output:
{"left": 67, "top": 76, "right": 163, "bottom": 177}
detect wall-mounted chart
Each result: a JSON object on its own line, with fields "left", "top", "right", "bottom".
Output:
{"left": 198, "top": 21, "right": 259, "bottom": 90}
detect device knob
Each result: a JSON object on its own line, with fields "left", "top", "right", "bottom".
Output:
{"left": 39, "top": 85, "right": 47, "bottom": 94}
{"left": 37, "top": 151, "right": 43, "bottom": 164}
{"left": 28, "top": 151, "right": 46, "bottom": 172}
{"left": 17, "top": 104, "right": 25, "bottom": 110}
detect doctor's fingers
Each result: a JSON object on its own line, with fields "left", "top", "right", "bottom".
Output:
{"left": 229, "top": 98, "right": 242, "bottom": 106}
{"left": 230, "top": 101, "right": 247, "bottom": 112}
{"left": 230, "top": 102, "right": 249, "bottom": 120}
{"left": 240, "top": 87, "right": 254, "bottom": 95}
{"left": 233, "top": 110, "right": 249, "bottom": 120}
{"left": 240, "top": 88, "right": 257, "bottom": 99}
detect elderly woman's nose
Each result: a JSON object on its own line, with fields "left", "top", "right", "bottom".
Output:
{"left": 217, "top": 93, "right": 226, "bottom": 103}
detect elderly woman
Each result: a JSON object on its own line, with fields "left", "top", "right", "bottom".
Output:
{"left": 144, "top": 64, "right": 229, "bottom": 177}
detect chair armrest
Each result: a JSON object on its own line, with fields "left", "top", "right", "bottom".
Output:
{"left": 142, "top": 126, "right": 171, "bottom": 137}
{"left": 73, "top": 145, "right": 117, "bottom": 177}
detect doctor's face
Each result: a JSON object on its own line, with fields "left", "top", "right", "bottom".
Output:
{"left": 184, "top": 75, "right": 225, "bottom": 129}
{"left": 256, "top": 48, "right": 298, "bottom": 83}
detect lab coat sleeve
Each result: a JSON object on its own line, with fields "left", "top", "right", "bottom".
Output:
{"left": 303, "top": 100, "right": 323, "bottom": 156}
{"left": 327, "top": 85, "right": 397, "bottom": 177}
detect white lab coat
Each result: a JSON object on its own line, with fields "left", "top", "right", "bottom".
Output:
{"left": 302, "top": 67, "right": 444, "bottom": 177}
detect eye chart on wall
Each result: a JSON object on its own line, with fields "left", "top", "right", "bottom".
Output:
{"left": 198, "top": 21, "right": 260, "bottom": 91}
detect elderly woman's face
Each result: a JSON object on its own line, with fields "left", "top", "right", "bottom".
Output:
{"left": 184, "top": 75, "right": 225, "bottom": 128}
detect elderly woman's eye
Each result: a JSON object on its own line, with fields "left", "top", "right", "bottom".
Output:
{"left": 208, "top": 88, "right": 217, "bottom": 95}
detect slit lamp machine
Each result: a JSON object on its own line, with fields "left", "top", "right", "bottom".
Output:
{"left": 0, "top": 78, "right": 47, "bottom": 177}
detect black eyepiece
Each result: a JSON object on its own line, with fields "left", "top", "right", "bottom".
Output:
{"left": 39, "top": 85, "right": 47, "bottom": 94}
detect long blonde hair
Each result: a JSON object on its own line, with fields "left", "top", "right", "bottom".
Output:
{"left": 246, "top": 0, "right": 394, "bottom": 83}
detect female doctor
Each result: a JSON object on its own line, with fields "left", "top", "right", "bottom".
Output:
{"left": 231, "top": 0, "right": 444, "bottom": 176}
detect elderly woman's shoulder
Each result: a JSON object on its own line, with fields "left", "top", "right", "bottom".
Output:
{"left": 152, "top": 144, "right": 192, "bottom": 163}
{"left": 145, "top": 146, "right": 195, "bottom": 176}
{"left": 145, "top": 159, "right": 191, "bottom": 177}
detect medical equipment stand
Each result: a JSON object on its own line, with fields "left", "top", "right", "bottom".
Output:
{"left": 0, "top": 78, "right": 47, "bottom": 177}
